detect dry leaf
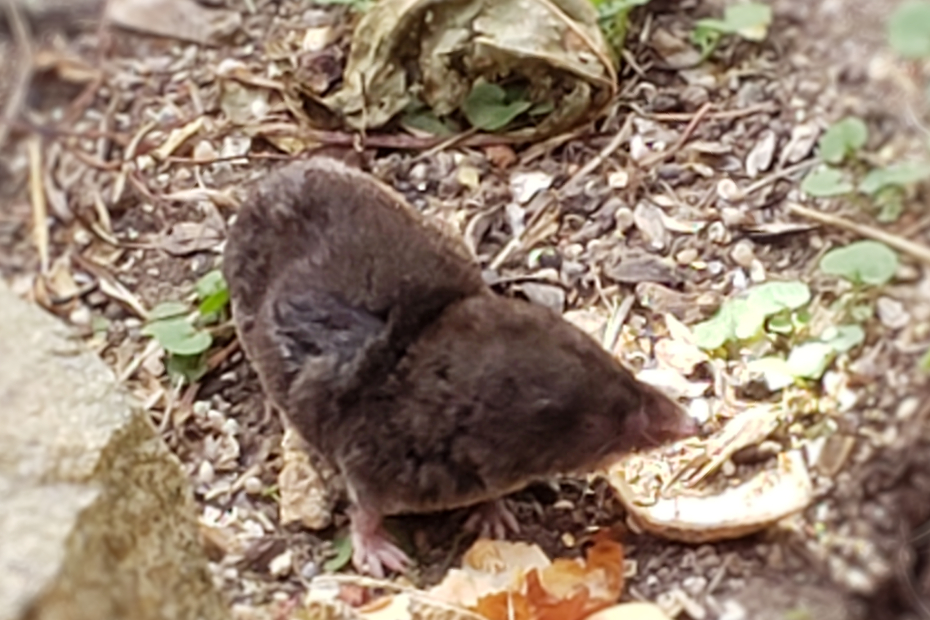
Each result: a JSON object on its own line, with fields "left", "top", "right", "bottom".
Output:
{"left": 323, "top": 0, "right": 616, "bottom": 139}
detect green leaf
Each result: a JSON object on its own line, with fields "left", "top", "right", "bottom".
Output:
{"left": 195, "top": 270, "right": 230, "bottom": 317}
{"left": 859, "top": 161, "right": 930, "bottom": 194}
{"left": 324, "top": 535, "right": 354, "bottom": 573}
{"left": 690, "top": 26, "right": 722, "bottom": 55}
{"left": 691, "top": 281, "right": 810, "bottom": 349}
{"left": 801, "top": 166, "right": 854, "bottom": 197}
{"left": 786, "top": 341, "right": 836, "bottom": 379}
{"left": 142, "top": 317, "right": 213, "bottom": 355}
{"left": 195, "top": 270, "right": 227, "bottom": 300}
{"left": 149, "top": 301, "right": 190, "bottom": 321}
{"left": 693, "top": 3, "right": 773, "bottom": 41}
{"left": 691, "top": 310, "right": 733, "bottom": 350}
{"left": 819, "top": 240, "right": 899, "bottom": 286}
{"left": 874, "top": 186, "right": 905, "bottom": 222}
{"left": 818, "top": 117, "right": 868, "bottom": 164}
{"left": 850, "top": 304, "right": 874, "bottom": 322}
{"left": 744, "top": 281, "right": 812, "bottom": 315}
{"left": 888, "top": 0, "right": 930, "bottom": 58}
{"left": 767, "top": 314, "right": 794, "bottom": 335}
{"left": 462, "top": 81, "right": 533, "bottom": 132}
{"left": 401, "top": 108, "right": 456, "bottom": 137}
{"left": 165, "top": 353, "right": 209, "bottom": 385}
{"left": 820, "top": 324, "right": 865, "bottom": 353}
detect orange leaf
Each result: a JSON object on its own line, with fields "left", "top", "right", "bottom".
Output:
{"left": 473, "top": 591, "right": 532, "bottom": 620}
{"left": 585, "top": 530, "right": 625, "bottom": 593}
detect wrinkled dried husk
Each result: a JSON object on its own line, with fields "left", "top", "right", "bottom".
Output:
{"left": 323, "top": 0, "right": 618, "bottom": 139}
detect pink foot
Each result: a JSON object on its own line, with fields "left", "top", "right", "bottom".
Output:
{"left": 348, "top": 506, "right": 410, "bottom": 578}
{"left": 464, "top": 499, "right": 520, "bottom": 539}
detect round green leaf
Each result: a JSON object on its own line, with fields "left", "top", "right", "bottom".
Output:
{"left": 819, "top": 240, "right": 899, "bottom": 286}
{"left": 142, "top": 318, "right": 213, "bottom": 355}
{"left": 818, "top": 117, "right": 868, "bottom": 165}
{"left": 858, "top": 161, "right": 930, "bottom": 195}
{"left": 801, "top": 166, "right": 853, "bottom": 197}
{"left": 820, "top": 324, "right": 865, "bottom": 353}
{"left": 692, "top": 310, "right": 734, "bottom": 350}
{"left": 745, "top": 281, "right": 811, "bottom": 315}
{"left": 786, "top": 341, "right": 836, "bottom": 379}
{"left": 888, "top": 0, "right": 930, "bottom": 58}
{"left": 149, "top": 301, "right": 190, "bottom": 321}
{"left": 733, "top": 300, "right": 768, "bottom": 340}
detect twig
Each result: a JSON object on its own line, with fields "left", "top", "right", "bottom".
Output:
{"left": 412, "top": 127, "right": 478, "bottom": 162}
{"left": 26, "top": 136, "right": 49, "bottom": 273}
{"left": 787, "top": 202, "right": 930, "bottom": 265}
{"left": 0, "top": 0, "right": 33, "bottom": 150}
{"left": 637, "top": 101, "right": 713, "bottom": 168}
{"left": 743, "top": 159, "right": 819, "bottom": 198}
{"left": 561, "top": 114, "right": 634, "bottom": 196}
{"left": 624, "top": 101, "right": 777, "bottom": 122}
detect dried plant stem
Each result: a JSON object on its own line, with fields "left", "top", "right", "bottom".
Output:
{"left": 787, "top": 202, "right": 930, "bottom": 265}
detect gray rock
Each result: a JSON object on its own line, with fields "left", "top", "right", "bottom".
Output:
{"left": 0, "top": 284, "right": 227, "bottom": 620}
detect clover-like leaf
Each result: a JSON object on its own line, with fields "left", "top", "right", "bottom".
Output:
{"left": 820, "top": 324, "right": 866, "bottom": 353}
{"left": 859, "top": 161, "right": 930, "bottom": 195}
{"left": 888, "top": 0, "right": 930, "bottom": 58}
{"left": 142, "top": 317, "right": 213, "bottom": 356}
{"left": 745, "top": 281, "right": 812, "bottom": 316}
{"left": 818, "top": 117, "right": 868, "bottom": 165}
{"left": 149, "top": 301, "right": 190, "bottom": 321}
{"left": 691, "top": 281, "right": 810, "bottom": 349}
{"left": 694, "top": 3, "right": 772, "bottom": 42}
{"left": 166, "top": 353, "right": 209, "bottom": 385}
{"left": 801, "top": 166, "right": 854, "bottom": 197}
{"left": 462, "top": 81, "right": 533, "bottom": 132}
{"left": 819, "top": 240, "right": 899, "bottom": 286}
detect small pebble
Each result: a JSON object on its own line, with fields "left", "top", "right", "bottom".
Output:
{"left": 716, "top": 178, "right": 744, "bottom": 202}
{"left": 614, "top": 207, "right": 635, "bottom": 232}
{"left": 268, "top": 550, "right": 293, "bottom": 578}
{"left": 244, "top": 476, "right": 264, "bottom": 495}
{"left": 896, "top": 396, "right": 920, "bottom": 420}
{"left": 608, "top": 169, "right": 630, "bottom": 189}
{"left": 876, "top": 296, "right": 910, "bottom": 329}
{"left": 198, "top": 459, "right": 215, "bottom": 485}
{"left": 730, "top": 240, "right": 755, "bottom": 268}
{"left": 731, "top": 268, "right": 749, "bottom": 290}
{"left": 300, "top": 561, "right": 320, "bottom": 580}
{"left": 69, "top": 306, "right": 92, "bottom": 326}
{"left": 707, "top": 221, "right": 729, "bottom": 244}
{"left": 719, "top": 207, "right": 745, "bottom": 228}
{"left": 717, "top": 600, "right": 747, "bottom": 620}
{"left": 676, "top": 248, "right": 699, "bottom": 265}
{"left": 749, "top": 259, "right": 766, "bottom": 283}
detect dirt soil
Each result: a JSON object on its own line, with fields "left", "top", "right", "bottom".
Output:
{"left": 2, "top": 0, "right": 930, "bottom": 619}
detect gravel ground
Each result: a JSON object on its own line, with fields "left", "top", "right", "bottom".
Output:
{"left": 2, "top": 0, "right": 930, "bottom": 618}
